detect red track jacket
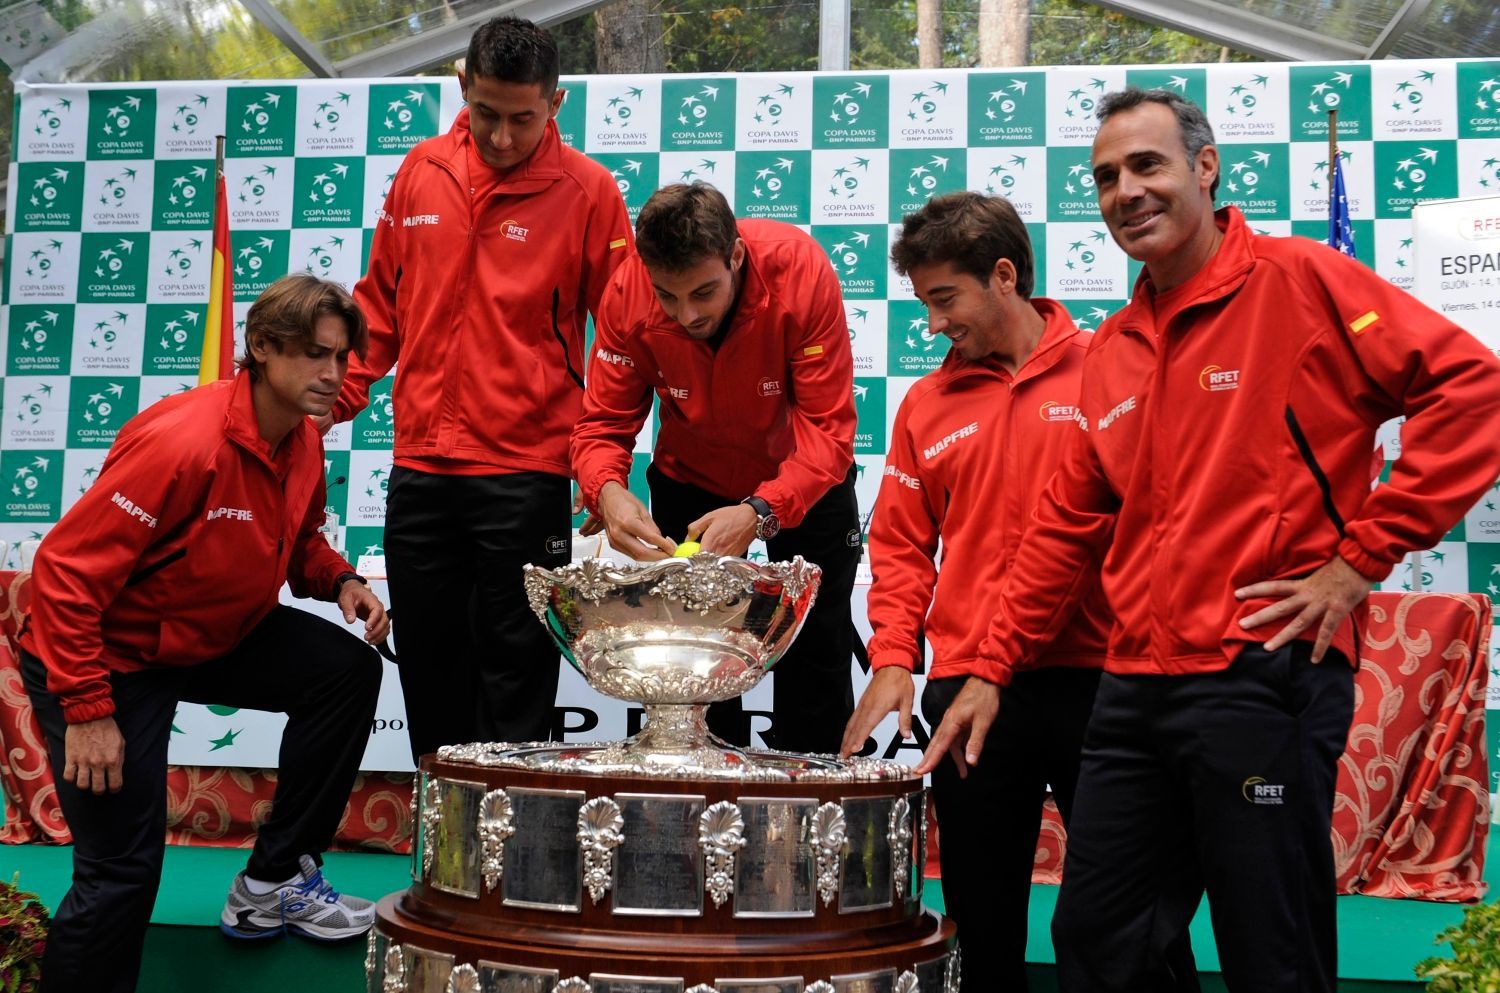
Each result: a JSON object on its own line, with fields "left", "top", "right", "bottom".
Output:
{"left": 867, "top": 298, "right": 1109, "bottom": 681}
{"left": 978, "top": 207, "right": 1500, "bottom": 684}
{"left": 571, "top": 220, "right": 856, "bottom": 529}
{"left": 334, "top": 112, "right": 633, "bottom": 475}
{"left": 19, "top": 374, "right": 352, "bottom": 724}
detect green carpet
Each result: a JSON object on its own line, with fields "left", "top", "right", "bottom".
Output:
{"left": 3, "top": 833, "right": 1491, "bottom": 991}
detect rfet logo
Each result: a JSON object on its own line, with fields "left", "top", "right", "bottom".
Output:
{"left": 759, "top": 378, "right": 783, "bottom": 397}
{"left": 1039, "top": 401, "right": 1078, "bottom": 422}
{"left": 1199, "top": 364, "right": 1241, "bottom": 391}
{"left": 1242, "top": 776, "right": 1285, "bottom": 805}
{"left": 500, "top": 219, "right": 529, "bottom": 243}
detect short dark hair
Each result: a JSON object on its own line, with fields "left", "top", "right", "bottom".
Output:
{"left": 1096, "top": 87, "right": 1219, "bottom": 198}
{"left": 635, "top": 183, "right": 739, "bottom": 272}
{"left": 238, "top": 274, "right": 367, "bottom": 377}
{"left": 890, "top": 192, "right": 1035, "bottom": 298}
{"left": 465, "top": 16, "right": 559, "bottom": 94}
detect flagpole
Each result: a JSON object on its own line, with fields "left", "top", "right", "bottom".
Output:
{"left": 1327, "top": 108, "right": 1338, "bottom": 191}
{"left": 200, "top": 135, "right": 233, "bottom": 385}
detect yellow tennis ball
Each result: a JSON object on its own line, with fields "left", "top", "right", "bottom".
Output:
{"left": 674, "top": 540, "right": 702, "bottom": 557}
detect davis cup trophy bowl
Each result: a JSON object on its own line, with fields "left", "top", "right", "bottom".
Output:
{"left": 368, "top": 553, "right": 958, "bottom": 993}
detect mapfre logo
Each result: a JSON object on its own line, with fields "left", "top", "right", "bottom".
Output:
{"left": 1200, "top": 364, "right": 1241, "bottom": 391}
{"left": 1242, "top": 776, "right": 1285, "bottom": 805}
{"left": 500, "top": 218, "right": 529, "bottom": 243}
{"left": 206, "top": 506, "right": 255, "bottom": 522}
{"left": 1039, "top": 400, "right": 1078, "bottom": 422}
{"left": 758, "top": 378, "right": 783, "bottom": 397}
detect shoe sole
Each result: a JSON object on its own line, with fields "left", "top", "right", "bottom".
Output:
{"left": 219, "top": 920, "right": 285, "bottom": 940}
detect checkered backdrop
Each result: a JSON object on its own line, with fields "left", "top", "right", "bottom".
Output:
{"left": 4, "top": 61, "right": 1498, "bottom": 772}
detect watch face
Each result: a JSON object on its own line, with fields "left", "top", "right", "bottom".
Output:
{"left": 759, "top": 515, "right": 781, "bottom": 540}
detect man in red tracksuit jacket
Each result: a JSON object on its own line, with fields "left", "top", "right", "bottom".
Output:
{"left": 18, "top": 275, "right": 391, "bottom": 993}
{"left": 841, "top": 192, "right": 1196, "bottom": 993}
{"left": 325, "top": 17, "right": 633, "bottom": 761}
{"left": 923, "top": 90, "right": 1500, "bottom": 993}
{"left": 571, "top": 182, "right": 860, "bottom": 753}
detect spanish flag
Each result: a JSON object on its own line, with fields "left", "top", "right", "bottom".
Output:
{"left": 199, "top": 138, "right": 234, "bottom": 384}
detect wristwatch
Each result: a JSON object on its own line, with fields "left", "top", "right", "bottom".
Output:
{"left": 742, "top": 495, "right": 781, "bottom": 541}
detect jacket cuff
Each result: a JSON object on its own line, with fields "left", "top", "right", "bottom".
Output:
{"left": 976, "top": 656, "right": 1017, "bottom": 689}
{"left": 62, "top": 693, "right": 115, "bottom": 725}
{"left": 589, "top": 473, "right": 630, "bottom": 510}
{"left": 1336, "top": 538, "right": 1394, "bottom": 582}
{"left": 869, "top": 648, "right": 918, "bottom": 672}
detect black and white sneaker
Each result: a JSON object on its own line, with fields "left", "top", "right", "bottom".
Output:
{"left": 220, "top": 854, "right": 375, "bottom": 942}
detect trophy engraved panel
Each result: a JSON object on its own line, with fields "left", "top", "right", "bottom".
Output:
{"left": 831, "top": 969, "right": 896, "bottom": 993}
{"left": 913, "top": 955, "right": 947, "bottom": 993}
{"left": 429, "top": 778, "right": 486, "bottom": 898}
{"left": 502, "top": 788, "right": 586, "bottom": 911}
{"left": 714, "top": 979, "right": 803, "bottom": 993}
{"left": 733, "top": 797, "right": 817, "bottom": 917}
{"left": 590, "top": 974, "right": 687, "bottom": 993}
{"left": 477, "top": 962, "right": 559, "bottom": 993}
{"left": 839, "top": 795, "right": 895, "bottom": 913}
{"left": 403, "top": 943, "right": 456, "bottom": 993}
{"left": 613, "top": 793, "right": 706, "bottom": 916}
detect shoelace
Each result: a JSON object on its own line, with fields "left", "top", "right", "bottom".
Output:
{"left": 289, "top": 869, "right": 342, "bottom": 905}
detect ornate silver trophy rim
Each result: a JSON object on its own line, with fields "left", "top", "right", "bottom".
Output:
{"left": 522, "top": 553, "right": 824, "bottom": 770}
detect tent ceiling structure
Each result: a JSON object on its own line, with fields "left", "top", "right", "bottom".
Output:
{"left": 0, "top": 0, "right": 1497, "bottom": 84}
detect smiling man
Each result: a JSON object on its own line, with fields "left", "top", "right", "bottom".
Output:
{"left": 920, "top": 89, "right": 1500, "bottom": 993}
{"left": 18, "top": 275, "right": 390, "bottom": 993}
{"left": 571, "top": 182, "right": 859, "bottom": 754}
{"left": 324, "top": 16, "right": 633, "bottom": 761}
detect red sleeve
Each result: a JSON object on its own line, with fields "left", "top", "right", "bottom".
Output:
{"left": 571, "top": 278, "right": 653, "bottom": 508}
{"left": 975, "top": 425, "right": 1119, "bottom": 686}
{"left": 865, "top": 391, "right": 943, "bottom": 672}
{"left": 753, "top": 254, "right": 856, "bottom": 529}
{"left": 25, "top": 426, "right": 199, "bottom": 723}
{"left": 1299, "top": 251, "right": 1500, "bottom": 580}
{"left": 577, "top": 170, "right": 634, "bottom": 323}
{"left": 286, "top": 447, "right": 357, "bottom": 601}
{"left": 335, "top": 166, "right": 406, "bottom": 423}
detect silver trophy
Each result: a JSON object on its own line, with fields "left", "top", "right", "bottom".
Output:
{"left": 522, "top": 553, "right": 821, "bottom": 769}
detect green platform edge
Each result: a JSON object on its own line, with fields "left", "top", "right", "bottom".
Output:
{"left": 3, "top": 828, "right": 1491, "bottom": 992}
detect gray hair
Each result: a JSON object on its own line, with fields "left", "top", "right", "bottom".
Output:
{"left": 1096, "top": 88, "right": 1218, "bottom": 199}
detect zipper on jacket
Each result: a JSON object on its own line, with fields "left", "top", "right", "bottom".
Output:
{"left": 551, "top": 288, "right": 584, "bottom": 391}
{"left": 125, "top": 547, "right": 187, "bottom": 588}
{"left": 1283, "top": 406, "right": 1346, "bottom": 537}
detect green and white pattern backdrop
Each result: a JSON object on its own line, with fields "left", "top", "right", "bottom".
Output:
{"left": 4, "top": 61, "right": 1499, "bottom": 772}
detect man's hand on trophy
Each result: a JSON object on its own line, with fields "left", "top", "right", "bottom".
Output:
{"left": 839, "top": 665, "right": 914, "bottom": 758}
{"left": 690, "top": 504, "right": 757, "bottom": 558}
{"left": 598, "top": 481, "right": 675, "bottom": 560}
{"left": 914, "top": 675, "right": 1000, "bottom": 779}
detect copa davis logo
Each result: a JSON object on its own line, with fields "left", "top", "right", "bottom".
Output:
{"left": 150, "top": 234, "right": 208, "bottom": 301}
{"left": 1199, "top": 364, "right": 1241, "bottom": 392}
{"left": 309, "top": 90, "right": 352, "bottom": 134}
{"left": 845, "top": 304, "right": 884, "bottom": 376}
{"left": 232, "top": 233, "right": 291, "bottom": 300}
{"left": 851, "top": 380, "right": 885, "bottom": 456}
{"left": 663, "top": 79, "right": 733, "bottom": 150}
{"left": 740, "top": 80, "right": 806, "bottom": 147}
{"left": 1218, "top": 147, "right": 1288, "bottom": 220}
{"left": 168, "top": 93, "right": 212, "bottom": 137}
{"left": 146, "top": 306, "right": 205, "bottom": 370}
{"left": 89, "top": 164, "right": 147, "bottom": 229}
{"left": 1069, "top": 304, "right": 1113, "bottom": 332}
{"left": 7, "top": 306, "right": 70, "bottom": 375}
{"left": 736, "top": 152, "right": 809, "bottom": 223}
{"left": 295, "top": 158, "right": 363, "bottom": 227}
{"left": 368, "top": 84, "right": 440, "bottom": 155}
{"left": 88, "top": 91, "right": 154, "bottom": 158}
{"left": 1224, "top": 73, "right": 1270, "bottom": 120}
{"left": 31, "top": 94, "right": 74, "bottom": 139}
{"left": 591, "top": 84, "right": 656, "bottom": 150}
{"left": 1063, "top": 230, "right": 1109, "bottom": 275}
{"left": 1291, "top": 65, "right": 1369, "bottom": 141}
{"left": 229, "top": 160, "right": 290, "bottom": 229}
{"left": 80, "top": 233, "right": 149, "bottom": 304}
{"left": 12, "top": 235, "right": 71, "bottom": 300}
{"left": 1459, "top": 62, "right": 1500, "bottom": 137}
{"left": 352, "top": 378, "right": 396, "bottom": 449}
{"left": 70, "top": 380, "right": 137, "bottom": 449}
{"left": 816, "top": 227, "right": 885, "bottom": 299}
{"left": 16, "top": 162, "right": 82, "bottom": 231}
{"left": 887, "top": 301, "right": 946, "bottom": 376}
{"left": 969, "top": 74, "right": 1044, "bottom": 146}
{"left": 1375, "top": 142, "right": 1455, "bottom": 218}
{"left": 77, "top": 307, "right": 131, "bottom": 363}
{"left": 1376, "top": 66, "right": 1450, "bottom": 138}
{"left": 814, "top": 153, "right": 881, "bottom": 221}
{"left": 897, "top": 78, "right": 961, "bottom": 144}
{"left": 891, "top": 150, "right": 964, "bottom": 217}
{"left": 3, "top": 454, "right": 60, "bottom": 522}
{"left": 298, "top": 234, "right": 351, "bottom": 279}
{"left": 153, "top": 163, "right": 212, "bottom": 229}
{"left": 226, "top": 86, "right": 296, "bottom": 158}
{"left": 815, "top": 76, "right": 886, "bottom": 148}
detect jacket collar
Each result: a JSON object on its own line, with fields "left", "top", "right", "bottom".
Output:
{"left": 938, "top": 296, "right": 1082, "bottom": 386}
{"left": 446, "top": 109, "right": 565, "bottom": 194}
{"left": 1129, "top": 205, "right": 1256, "bottom": 330}
{"left": 223, "top": 370, "right": 313, "bottom": 472}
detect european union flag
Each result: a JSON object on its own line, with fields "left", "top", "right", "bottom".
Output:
{"left": 1327, "top": 153, "right": 1356, "bottom": 258}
